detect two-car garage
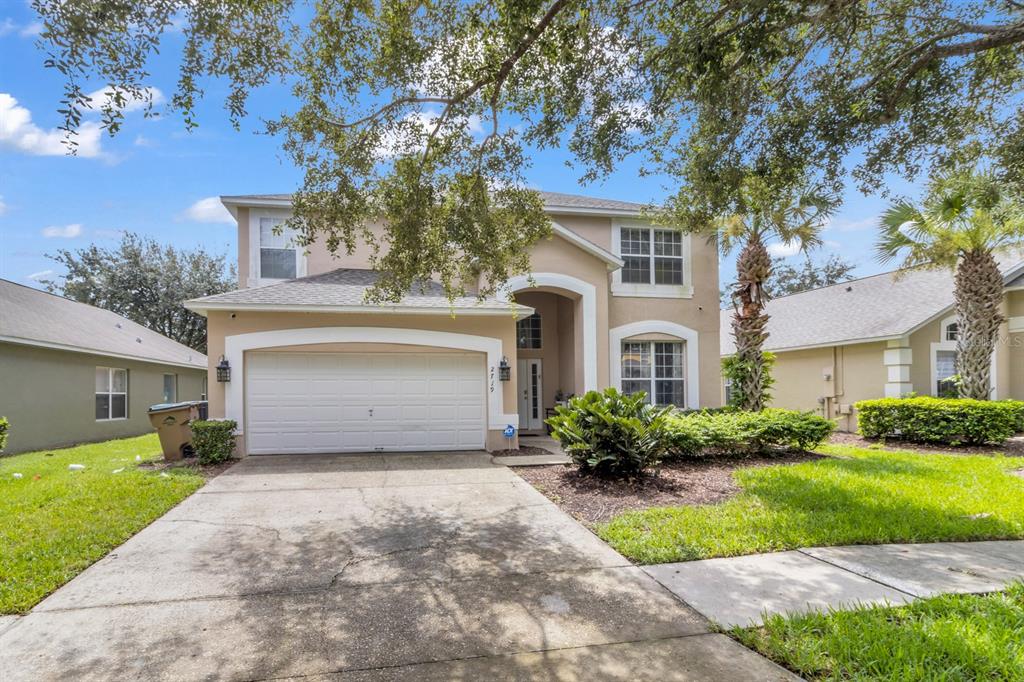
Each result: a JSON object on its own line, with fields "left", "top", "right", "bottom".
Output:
{"left": 244, "top": 351, "right": 487, "bottom": 454}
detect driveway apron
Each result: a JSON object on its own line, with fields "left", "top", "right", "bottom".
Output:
{"left": 0, "top": 453, "right": 796, "bottom": 681}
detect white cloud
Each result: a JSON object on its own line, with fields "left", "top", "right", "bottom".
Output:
{"left": 824, "top": 216, "right": 876, "bottom": 233}
{"left": 133, "top": 134, "right": 154, "bottom": 147}
{"left": 0, "top": 195, "right": 7, "bottom": 216}
{"left": 41, "top": 223, "right": 83, "bottom": 238}
{"left": 181, "top": 197, "right": 233, "bottom": 224}
{"left": 86, "top": 86, "right": 165, "bottom": 114}
{"left": 27, "top": 269, "right": 53, "bottom": 281}
{"left": 0, "top": 93, "right": 102, "bottom": 157}
{"left": 0, "top": 18, "right": 16, "bottom": 36}
{"left": 767, "top": 241, "right": 802, "bottom": 258}
{"left": 19, "top": 21, "right": 42, "bottom": 37}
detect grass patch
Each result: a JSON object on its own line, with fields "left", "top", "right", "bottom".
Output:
{"left": 733, "top": 583, "right": 1024, "bottom": 681}
{"left": 0, "top": 434, "right": 206, "bottom": 614}
{"left": 597, "top": 444, "right": 1024, "bottom": 564}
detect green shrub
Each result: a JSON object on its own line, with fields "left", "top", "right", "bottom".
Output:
{"left": 0, "top": 417, "right": 8, "bottom": 452}
{"left": 190, "top": 419, "right": 237, "bottom": 464}
{"left": 855, "top": 397, "right": 1024, "bottom": 445}
{"left": 668, "top": 408, "right": 835, "bottom": 457}
{"left": 722, "top": 352, "right": 776, "bottom": 408}
{"left": 546, "top": 389, "right": 673, "bottom": 477}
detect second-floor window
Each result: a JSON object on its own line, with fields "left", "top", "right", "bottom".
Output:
{"left": 260, "top": 217, "right": 299, "bottom": 280}
{"left": 620, "top": 227, "right": 684, "bottom": 286}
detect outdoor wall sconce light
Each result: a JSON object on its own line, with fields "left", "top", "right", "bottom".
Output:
{"left": 216, "top": 356, "right": 231, "bottom": 383}
{"left": 498, "top": 357, "right": 511, "bottom": 382}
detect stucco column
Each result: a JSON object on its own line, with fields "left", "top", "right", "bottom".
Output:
{"left": 883, "top": 338, "right": 913, "bottom": 398}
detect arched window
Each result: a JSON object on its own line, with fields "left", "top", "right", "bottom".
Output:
{"left": 516, "top": 313, "right": 542, "bottom": 349}
{"left": 945, "top": 322, "right": 959, "bottom": 341}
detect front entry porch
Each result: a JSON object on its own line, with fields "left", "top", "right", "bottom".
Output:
{"left": 512, "top": 289, "right": 582, "bottom": 434}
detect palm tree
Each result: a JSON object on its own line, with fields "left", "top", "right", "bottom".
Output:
{"left": 877, "top": 170, "right": 1024, "bottom": 400}
{"left": 717, "top": 176, "right": 836, "bottom": 411}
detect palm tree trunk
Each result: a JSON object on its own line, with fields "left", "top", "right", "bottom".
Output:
{"left": 954, "top": 248, "right": 1003, "bottom": 400}
{"left": 731, "top": 234, "right": 773, "bottom": 410}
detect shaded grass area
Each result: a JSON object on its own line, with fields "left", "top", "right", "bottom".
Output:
{"left": 733, "top": 583, "right": 1024, "bottom": 681}
{"left": 0, "top": 435, "right": 206, "bottom": 614}
{"left": 597, "top": 444, "right": 1024, "bottom": 564}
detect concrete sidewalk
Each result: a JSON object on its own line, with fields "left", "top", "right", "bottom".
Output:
{"left": 643, "top": 540, "right": 1024, "bottom": 628}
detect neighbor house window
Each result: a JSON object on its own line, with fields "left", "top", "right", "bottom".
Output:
{"left": 162, "top": 374, "right": 177, "bottom": 403}
{"left": 945, "top": 322, "right": 959, "bottom": 341}
{"left": 935, "top": 349, "right": 958, "bottom": 397}
{"left": 621, "top": 341, "right": 685, "bottom": 407}
{"left": 96, "top": 367, "right": 128, "bottom": 420}
{"left": 619, "top": 227, "right": 684, "bottom": 286}
{"left": 259, "top": 217, "right": 298, "bottom": 279}
{"left": 516, "top": 313, "right": 542, "bottom": 349}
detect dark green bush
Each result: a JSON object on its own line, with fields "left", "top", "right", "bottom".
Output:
{"left": 668, "top": 409, "right": 835, "bottom": 457}
{"left": 855, "top": 397, "right": 1024, "bottom": 445}
{"left": 0, "top": 416, "right": 8, "bottom": 452}
{"left": 546, "top": 389, "right": 673, "bottom": 477}
{"left": 190, "top": 419, "right": 237, "bottom": 464}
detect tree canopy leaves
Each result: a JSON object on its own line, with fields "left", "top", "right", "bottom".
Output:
{"left": 30, "top": 0, "right": 1024, "bottom": 298}
{"left": 44, "top": 234, "right": 236, "bottom": 353}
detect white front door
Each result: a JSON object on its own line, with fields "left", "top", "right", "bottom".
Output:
{"left": 245, "top": 351, "right": 486, "bottom": 454}
{"left": 517, "top": 358, "right": 543, "bottom": 430}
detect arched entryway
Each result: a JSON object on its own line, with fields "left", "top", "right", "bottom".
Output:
{"left": 505, "top": 273, "right": 598, "bottom": 432}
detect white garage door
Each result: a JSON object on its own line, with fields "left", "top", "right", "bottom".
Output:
{"left": 245, "top": 351, "right": 486, "bottom": 454}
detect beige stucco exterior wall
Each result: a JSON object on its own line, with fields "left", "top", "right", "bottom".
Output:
{"left": 0, "top": 342, "right": 205, "bottom": 454}
{"left": 768, "top": 341, "right": 887, "bottom": 431}
{"left": 205, "top": 310, "right": 518, "bottom": 454}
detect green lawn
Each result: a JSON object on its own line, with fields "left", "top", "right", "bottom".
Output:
{"left": 597, "top": 444, "right": 1024, "bottom": 564}
{"left": 0, "top": 434, "right": 207, "bottom": 614}
{"left": 733, "top": 583, "right": 1024, "bottom": 681}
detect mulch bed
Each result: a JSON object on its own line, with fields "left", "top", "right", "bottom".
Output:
{"left": 516, "top": 451, "right": 823, "bottom": 526}
{"left": 829, "top": 431, "right": 1024, "bottom": 457}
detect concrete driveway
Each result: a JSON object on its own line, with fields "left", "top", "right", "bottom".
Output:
{"left": 0, "top": 453, "right": 794, "bottom": 681}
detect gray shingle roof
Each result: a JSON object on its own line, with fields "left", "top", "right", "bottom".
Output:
{"left": 186, "top": 268, "right": 530, "bottom": 314}
{"left": 220, "top": 190, "right": 647, "bottom": 214}
{"left": 0, "top": 279, "right": 207, "bottom": 368}
{"left": 721, "top": 254, "right": 1024, "bottom": 355}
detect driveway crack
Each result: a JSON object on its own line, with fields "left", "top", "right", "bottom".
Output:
{"left": 161, "top": 518, "right": 284, "bottom": 541}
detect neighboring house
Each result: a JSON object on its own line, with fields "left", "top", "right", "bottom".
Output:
{"left": 0, "top": 279, "right": 207, "bottom": 454}
{"left": 720, "top": 255, "right": 1024, "bottom": 431}
{"left": 186, "top": 191, "right": 721, "bottom": 455}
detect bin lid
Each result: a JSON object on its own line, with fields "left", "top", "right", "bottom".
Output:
{"left": 148, "top": 401, "right": 203, "bottom": 414}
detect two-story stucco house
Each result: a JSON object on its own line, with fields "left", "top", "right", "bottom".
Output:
{"left": 185, "top": 191, "right": 720, "bottom": 455}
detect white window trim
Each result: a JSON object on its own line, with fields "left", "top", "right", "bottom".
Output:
{"left": 620, "top": 340, "right": 687, "bottom": 406}
{"left": 248, "top": 209, "right": 307, "bottom": 287}
{"left": 610, "top": 320, "right": 700, "bottom": 407}
{"left": 516, "top": 312, "right": 543, "bottom": 350}
{"left": 96, "top": 366, "right": 128, "bottom": 422}
{"left": 163, "top": 373, "right": 178, "bottom": 403}
{"left": 611, "top": 219, "right": 693, "bottom": 299}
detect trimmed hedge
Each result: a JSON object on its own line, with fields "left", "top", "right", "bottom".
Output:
{"left": 666, "top": 408, "right": 835, "bottom": 457}
{"left": 0, "top": 416, "right": 8, "bottom": 452}
{"left": 190, "top": 419, "right": 238, "bottom": 464}
{"left": 855, "top": 397, "right": 1024, "bottom": 445}
{"left": 547, "top": 389, "right": 674, "bottom": 477}
{"left": 547, "top": 390, "right": 835, "bottom": 476}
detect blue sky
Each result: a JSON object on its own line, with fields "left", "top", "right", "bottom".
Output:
{"left": 0, "top": 4, "right": 920, "bottom": 291}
